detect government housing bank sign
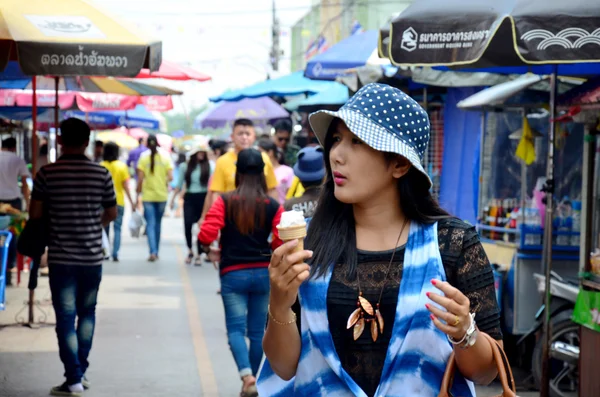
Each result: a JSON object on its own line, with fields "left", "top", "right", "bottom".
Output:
{"left": 400, "top": 27, "right": 491, "bottom": 52}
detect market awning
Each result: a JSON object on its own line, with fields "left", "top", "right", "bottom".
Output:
{"left": 65, "top": 104, "right": 163, "bottom": 130}
{"left": 456, "top": 74, "right": 581, "bottom": 110}
{"left": 559, "top": 76, "right": 600, "bottom": 107}
{"left": 457, "top": 74, "right": 546, "bottom": 110}
{"left": 0, "top": 62, "right": 181, "bottom": 96}
{"left": 0, "top": 89, "right": 174, "bottom": 112}
{"left": 305, "top": 30, "right": 379, "bottom": 80}
{"left": 210, "top": 71, "right": 335, "bottom": 102}
{"left": 135, "top": 60, "right": 211, "bottom": 82}
{"left": 0, "top": 0, "right": 161, "bottom": 76}
{"left": 0, "top": 106, "right": 50, "bottom": 121}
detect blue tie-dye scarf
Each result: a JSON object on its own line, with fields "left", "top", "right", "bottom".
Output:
{"left": 258, "top": 221, "right": 475, "bottom": 397}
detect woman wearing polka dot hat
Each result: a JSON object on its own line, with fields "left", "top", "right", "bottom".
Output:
{"left": 259, "top": 83, "right": 501, "bottom": 397}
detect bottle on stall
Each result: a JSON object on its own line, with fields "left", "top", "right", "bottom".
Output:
{"left": 481, "top": 201, "right": 491, "bottom": 239}
{"left": 509, "top": 199, "right": 521, "bottom": 243}
{"left": 524, "top": 204, "right": 534, "bottom": 246}
{"left": 489, "top": 199, "right": 499, "bottom": 240}
{"left": 496, "top": 199, "right": 505, "bottom": 240}
{"left": 524, "top": 199, "right": 542, "bottom": 246}
{"left": 532, "top": 202, "right": 542, "bottom": 245}
{"left": 556, "top": 197, "right": 573, "bottom": 246}
{"left": 502, "top": 199, "right": 512, "bottom": 242}
{"left": 553, "top": 201, "right": 563, "bottom": 246}
{"left": 571, "top": 201, "right": 581, "bottom": 247}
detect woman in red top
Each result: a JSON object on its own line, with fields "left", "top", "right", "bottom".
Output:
{"left": 199, "top": 148, "right": 283, "bottom": 397}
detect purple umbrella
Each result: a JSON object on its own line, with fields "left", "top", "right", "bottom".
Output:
{"left": 196, "top": 97, "right": 289, "bottom": 129}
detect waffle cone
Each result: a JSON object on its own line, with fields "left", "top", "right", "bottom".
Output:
{"left": 277, "top": 224, "right": 307, "bottom": 253}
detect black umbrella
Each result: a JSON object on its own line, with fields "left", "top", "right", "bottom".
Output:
{"left": 388, "top": 0, "right": 600, "bottom": 68}
{"left": 387, "top": 1, "right": 600, "bottom": 396}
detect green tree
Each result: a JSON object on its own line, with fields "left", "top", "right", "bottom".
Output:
{"left": 164, "top": 105, "right": 209, "bottom": 135}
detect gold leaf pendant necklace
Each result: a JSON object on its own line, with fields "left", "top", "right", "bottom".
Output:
{"left": 346, "top": 219, "right": 409, "bottom": 342}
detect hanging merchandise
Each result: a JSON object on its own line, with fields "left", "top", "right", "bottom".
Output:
{"left": 571, "top": 201, "right": 582, "bottom": 247}
{"left": 515, "top": 117, "right": 536, "bottom": 165}
{"left": 573, "top": 288, "right": 600, "bottom": 333}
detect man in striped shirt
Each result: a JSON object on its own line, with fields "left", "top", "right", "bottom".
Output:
{"left": 29, "top": 118, "right": 117, "bottom": 397}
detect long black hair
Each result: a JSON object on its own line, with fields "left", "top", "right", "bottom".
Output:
{"left": 147, "top": 135, "right": 158, "bottom": 174}
{"left": 305, "top": 119, "right": 449, "bottom": 278}
{"left": 185, "top": 150, "right": 210, "bottom": 187}
{"left": 225, "top": 170, "right": 269, "bottom": 235}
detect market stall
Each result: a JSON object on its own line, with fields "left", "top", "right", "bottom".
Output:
{"left": 477, "top": 106, "right": 583, "bottom": 330}
{"left": 561, "top": 78, "right": 600, "bottom": 396}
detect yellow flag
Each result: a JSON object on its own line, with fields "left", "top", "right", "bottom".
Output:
{"left": 286, "top": 176, "right": 305, "bottom": 199}
{"left": 515, "top": 117, "right": 536, "bottom": 165}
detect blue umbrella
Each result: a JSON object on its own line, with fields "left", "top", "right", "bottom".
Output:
{"left": 65, "top": 104, "right": 161, "bottom": 130}
{"left": 285, "top": 82, "right": 349, "bottom": 111}
{"left": 210, "top": 71, "right": 337, "bottom": 102}
{"left": 305, "top": 30, "right": 379, "bottom": 80}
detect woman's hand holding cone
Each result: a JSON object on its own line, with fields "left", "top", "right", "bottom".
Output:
{"left": 269, "top": 239, "right": 312, "bottom": 313}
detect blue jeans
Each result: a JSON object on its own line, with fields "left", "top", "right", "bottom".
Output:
{"left": 221, "top": 268, "right": 270, "bottom": 378}
{"left": 49, "top": 265, "right": 102, "bottom": 385}
{"left": 143, "top": 201, "right": 166, "bottom": 256}
{"left": 104, "top": 205, "right": 124, "bottom": 259}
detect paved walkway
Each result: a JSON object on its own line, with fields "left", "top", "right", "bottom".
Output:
{"left": 0, "top": 214, "right": 537, "bottom": 397}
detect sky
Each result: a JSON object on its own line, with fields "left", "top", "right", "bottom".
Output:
{"left": 98, "top": 0, "right": 313, "bottom": 115}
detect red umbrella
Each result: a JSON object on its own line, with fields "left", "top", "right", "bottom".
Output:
{"left": 136, "top": 60, "right": 211, "bottom": 82}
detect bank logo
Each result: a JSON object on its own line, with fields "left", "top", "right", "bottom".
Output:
{"left": 401, "top": 27, "right": 418, "bottom": 52}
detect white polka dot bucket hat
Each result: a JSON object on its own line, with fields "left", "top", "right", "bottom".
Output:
{"left": 309, "top": 83, "right": 432, "bottom": 188}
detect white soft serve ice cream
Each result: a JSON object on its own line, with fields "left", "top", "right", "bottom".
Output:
{"left": 278, "top": 210, "right": 306, "bottom": 228}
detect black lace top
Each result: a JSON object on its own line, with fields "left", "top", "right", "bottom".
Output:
{"left": 291, "top": 218, "right": 501, "bottom": 397}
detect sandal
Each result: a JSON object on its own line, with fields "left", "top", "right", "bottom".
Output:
{"left": 240, "top": 385, "right": 258, "bottom": 397}
{"left": 240, "top": 376, "right": 258, "bottom": 397}
{"left": 185, "top": 253, "right": 194, "bottom": 265}
{"left": 194, "top": 255, "right": 203, "bottom": 266}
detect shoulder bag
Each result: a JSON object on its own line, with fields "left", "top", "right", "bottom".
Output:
{"left": 438, "top": 332, "right": 517, "bottom": 397}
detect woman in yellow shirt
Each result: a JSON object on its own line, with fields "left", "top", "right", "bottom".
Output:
{"left": 101, "top": 142, "right": 134, "bottom": 262}
{"left": 136, "top": 135, "right": 173, "bottom": 262}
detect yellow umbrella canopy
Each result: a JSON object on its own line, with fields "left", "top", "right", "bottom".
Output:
{"left": 96, "top": 131, "right": 139, "bottom": 150}
{"left": 0, "top": 0, "right": 161, "bottom": 76}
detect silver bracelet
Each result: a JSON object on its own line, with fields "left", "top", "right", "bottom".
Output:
{"left": 447, "top": 313, "right": 477, "bottom": 348}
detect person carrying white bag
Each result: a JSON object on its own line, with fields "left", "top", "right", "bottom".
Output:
{"left": 129, "top": 211, "right": 144, "bottom": 238}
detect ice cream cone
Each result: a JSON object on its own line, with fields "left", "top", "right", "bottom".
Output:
{"left": 277, "top": 224, "right": 307, "bottom": 253}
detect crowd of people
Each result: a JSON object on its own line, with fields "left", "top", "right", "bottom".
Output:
{"left": 0, "top": 82, "right": 503, "bottom": 397}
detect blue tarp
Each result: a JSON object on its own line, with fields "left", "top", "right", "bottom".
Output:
{"left": 66, "top": 104, "right": 160, "bottom": 130}
{"left": 439, "top": 87, "right": 484, "bottom": 224}
{"left": 0, "top": 106, "right": 50, "bottom": 121}
{"left": 305, "top": 30, "right": 379, "bottom": 80}
{"left": 210, "top": 72, "right": 335, "bottom": 102}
